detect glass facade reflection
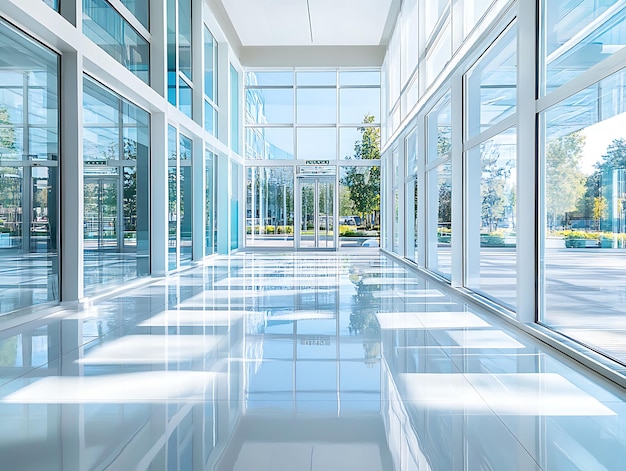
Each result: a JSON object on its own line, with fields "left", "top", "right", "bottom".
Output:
{"left": 0, "top": 19, "right": 59, "bottom": 314}
{"left": 83, "top": 77, "right": 150, "bottom": 294}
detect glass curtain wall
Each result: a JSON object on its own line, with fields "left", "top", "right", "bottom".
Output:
{"left": 83, "top": 0, "right": 149, "bottom": 84}
{"left": 540, "top": 1, "right": 626, "bottom": 363}
{"left": 464, "top": 22, "right": 518, "bottom": 309}
{"left": 0, "top": 20, "right": 59, "bottom": 314}
{"left": 231, "top": 161, "right": 240, "bottom": 249}
{"left": 167, "top": 0, "right": 193, "bottom": 118}
{"left": 83, "top": 77, "right": 149, "bottom": 295}
{"left": 246, "top": 167, "right": 294, "bottom": 247}
{"left": 244, "top": 69, "right": 381, "bottom": 249}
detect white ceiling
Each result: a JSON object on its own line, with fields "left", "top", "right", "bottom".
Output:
{"left": 216, "top": 0, "right": 398, "bottom": 47}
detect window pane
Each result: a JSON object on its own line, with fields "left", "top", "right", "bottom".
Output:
{"left": 339, "top": 71, "right": 380, "bottom": 86}
{"left": 297, "top": 71, "right": 336, "bottom": 86}
{"left": 339, "top": 88, "right": 380, "bottom": 124}
{"left": 83, "top": 0, "right": 150, "bottom": 84}
{"left": 246, "top": 167, "right": 294, "bottom": 248}
{"left": 543, "top": 1, "right": 624, "bottom": 94}
{"left": 246, "top": 127, "right": 294, "bottom": 160}
{"left": 230, "top": 65, "right": 240, "bottom": 153}
{"left": 179, "top": 134, "right": 192, "bottom": 265}
{"left": 297, "top": 128, "right": 336, "bottom": 160}
{"left": 464, "top": 0, "right": 495, "bottom": 35}
{"left": 42, "top": 0, "right": 58, "bottom": 11}
{"left": 178, "top": 0, "right": 192, "bottom": 81}
{"left": 426, "top": 91, "right": 451, "bottom": 164}
{"left": 425, "top": 0, "right": 449, "bottom": 42}
{"left": 204, "top": 26, "right": 216, "bottom": 101}
{"left": 245, "top": 88, "right": 294, "bottom": 124}
{"left": 297, "top": 89, "right": 337, "bottom": 124}
{"left": 426, "top": 23, "right": 452, "bottom": 84}
{"left": 466, "top": 23, "right": 517, "bottom": 138}
{"left": 466, "top": 127, "right": 517, "bottom": 310}
{"left": 541, "top": 67, "right": 626, "bottom": 363}
{"left": 0, "top": 19, "right": 59, "bottom": 313}
{"left": 179, "top": 77, "right": 192, "bottom": 119}
{"left": 205, "top": 100, "right": 217, "bottom": 136}
{"left": 120, "top": 0, "right": 149, "bottom": 29}
{"left": 168, "top": 125, "right": 178, "bottom": 270}
{"left": 205, "top": 150, "right": 215, "bottom": 254}
{"left": 427, "top": 162, "right": 452, "bottom": 280}
{"left": 247, "top": 71, "right": 294, "bottom": 86}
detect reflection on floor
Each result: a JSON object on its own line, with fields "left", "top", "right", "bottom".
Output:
{"left": 0, "top": 251, "right": 625, "bottom": 470}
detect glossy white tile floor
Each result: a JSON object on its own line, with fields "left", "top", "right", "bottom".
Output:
{"left": 1, "top": 251, "right": 625, "bottom": 470}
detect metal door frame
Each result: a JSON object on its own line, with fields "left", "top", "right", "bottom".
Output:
{"left": 295, "top": 174, "right": 337, "bottom": 250}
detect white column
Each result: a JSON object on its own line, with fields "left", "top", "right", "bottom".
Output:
{"left": 151, "top": 113, "right": 168, "bottom": 275}
{"left": 60, "top": 51, "right": 84, "bottom": 303}
{"left": 517, "top": 0, "right": 538, "bottom": 323}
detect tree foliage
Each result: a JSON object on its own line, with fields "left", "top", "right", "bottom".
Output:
{"left": 546, "top": 132, "right": 585, "bottom": 228}
{"left": 481, "top": 141, "right": 513, "bottom": 232}
{"left": 341, "top": 115, "right": 380, "bottom": 228}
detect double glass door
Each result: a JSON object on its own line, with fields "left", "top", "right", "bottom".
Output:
{"left": 296, "top": 176, "right": 336, "bottom": 249}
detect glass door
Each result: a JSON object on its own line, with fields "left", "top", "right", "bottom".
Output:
{"left": 296, "top": 176, "right": 336, "bottom": 249}
{"left": 84, "top": 176, "right": 120, "bottom": 250}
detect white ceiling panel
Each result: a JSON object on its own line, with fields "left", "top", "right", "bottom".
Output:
{"left": 217, "top": 0, "right": 396, "bottom": 46}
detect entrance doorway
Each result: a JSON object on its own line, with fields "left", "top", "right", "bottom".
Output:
{"left": 296, "top": 175, "right": 336, "bottom": 250}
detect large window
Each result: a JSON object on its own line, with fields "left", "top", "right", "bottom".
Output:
{"left": 541, "top": 67, "right": 626, "bottom": 363}
{"left": 83, "top": 0, "right": 149, "bottom": 84}
{"left": 425, "top": 92, "right": 452, "bottom": 280}
{"left": 0, "top": 20, "right": 59, "bottom": 314}
{"left": 83, "top": 77, "right": 150, "bottom": 294}
{"left": 245, "top": 70, "right": 381, "bottom": 161}
{"left": 464, "top": 23, "right": 518, "bottom": 309}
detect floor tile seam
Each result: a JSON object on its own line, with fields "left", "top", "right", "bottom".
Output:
{"left": 458, "top": 369, "right": 545, "bottom": 470}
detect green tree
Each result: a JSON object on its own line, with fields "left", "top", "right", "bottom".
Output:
{"left": 595, "top": 138, "right": 626, "bottom": 173}
{"left": 341, "top": 115, "right": 380, "bottom": 229}
{"left": 481, "top": 141, "right": 513, "bottom": 232}
{"left": 546, "top": 132, "right": 586, "bottom": 229}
